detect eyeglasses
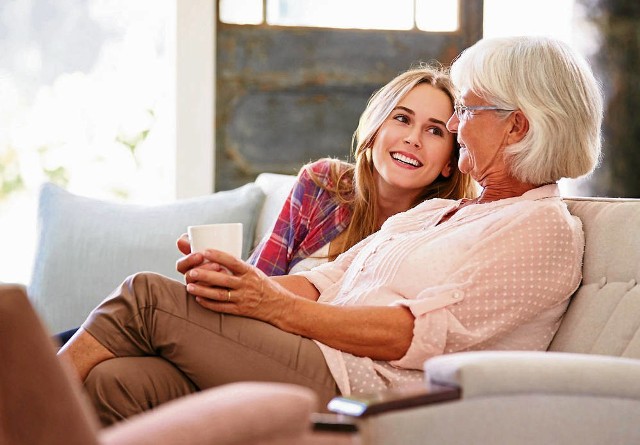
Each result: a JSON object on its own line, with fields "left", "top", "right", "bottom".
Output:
{"left": 454, "top": 104, "right": 516, "bottom": 121}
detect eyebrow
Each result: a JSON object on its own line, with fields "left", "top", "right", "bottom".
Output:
{"left": 428, "top": 117, "right": 448, "bottom": 127}
{"left": 394, "top": 105, "right": 415, "bottom": 116}
{"left": 393, "top": 106, "right": 448, "bottom": 128}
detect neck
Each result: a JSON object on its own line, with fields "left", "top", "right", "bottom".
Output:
{"left": 375, "top": 185, "right": 420, "bottom": 228}
{"left": 476, "top": 181, "right": 539, "bottom": 204}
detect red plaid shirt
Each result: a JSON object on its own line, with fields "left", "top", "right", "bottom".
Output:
{"left": 248, "top": 159, "right": 353, "bottom": 276}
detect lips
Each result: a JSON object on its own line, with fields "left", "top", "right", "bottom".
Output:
{"left": 391, "top": 152, "right": 423, "bottom": 168}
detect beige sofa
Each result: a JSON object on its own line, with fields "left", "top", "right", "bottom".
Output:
{"left": 327, "top": 196, "right": 640, "bottom": 444}
{"left": 21, "top": 177, "right": 640, "bottom": 443}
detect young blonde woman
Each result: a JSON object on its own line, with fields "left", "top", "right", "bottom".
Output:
{"left": 245, "top": 64, "right": 476, "bottom": 276}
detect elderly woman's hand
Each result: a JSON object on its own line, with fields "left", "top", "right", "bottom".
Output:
{"left": 176, "top": 233, "right": 191, "bottom": 255}
{"left": 185, "top": 249, "right": 289, "bottom": 322}
{"left": 175, "top": 236, "right": 225, "bottom": 285}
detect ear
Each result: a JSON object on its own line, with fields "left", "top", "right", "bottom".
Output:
{"left": 507, "top": 110, "right": 529, "bottom": 144}
{"left": 440, "top": 160, "right": 452, "bottom": 178}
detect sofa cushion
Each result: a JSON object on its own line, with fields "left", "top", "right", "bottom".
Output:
{"left": 550, "top": 197, "right": 640, "bottom": 358}
{"left": 28, "top": 182, "right": 265, "bottom": 332}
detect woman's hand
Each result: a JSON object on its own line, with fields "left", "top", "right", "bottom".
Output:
{"left": 175, "top": 234, "right": 222, "bottom": 283}
{"left": 176, "top": 233, "right": 191, "bottom": 255}
{"left": 176, "top": 233, "right": 201, "bottom": 279}
{"left": 185, "top": 249, "right": 292, "bottom": 324}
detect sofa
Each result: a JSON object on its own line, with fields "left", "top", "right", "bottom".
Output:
{"left": 23, "top": 177, "right": 640, "bottom": 443}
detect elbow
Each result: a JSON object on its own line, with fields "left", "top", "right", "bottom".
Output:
{"left": 387, "top": 335, "right": 412, "bottom": 361}
{"left": 380, "top": 309, "right": 415, "bottom": 361}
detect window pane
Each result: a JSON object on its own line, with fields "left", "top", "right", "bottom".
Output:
{"left": 484, "top": 0, "right": 574, "bottom": 44}
{"left": 267, "top": 0, "right": 414, "bottom": 30}
{"left": 416, "top": 0, "right": 459, "bottom": 32}
{"left": 220, "top": 0, "right": 263, "bottom": 25}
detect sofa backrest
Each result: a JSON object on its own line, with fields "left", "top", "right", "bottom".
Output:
{"left": 549, "top": 197, "right": 640, "bottom": 359}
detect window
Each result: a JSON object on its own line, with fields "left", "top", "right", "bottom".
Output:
{"left": 220, "top": 0, "right": 460, "bottom": 32}
{"left": 0, "top": 0, "right": 175, "bottom": 284}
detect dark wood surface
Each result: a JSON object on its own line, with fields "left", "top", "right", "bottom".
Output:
{"left": 327, "top": 382, "right": 461, "bottom": 417}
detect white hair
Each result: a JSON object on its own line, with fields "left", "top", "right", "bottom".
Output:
{"left": 450, "top": 36, "right": 604, "bottom": 185}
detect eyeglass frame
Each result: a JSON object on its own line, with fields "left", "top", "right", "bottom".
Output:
{"left": 453, "top": 104, "right": 516, "bottom": 120}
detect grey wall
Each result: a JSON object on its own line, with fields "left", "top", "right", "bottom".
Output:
{"left": 215, "top": 1, "right": 484, "bottom": 190}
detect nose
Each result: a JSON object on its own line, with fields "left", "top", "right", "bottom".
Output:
{"left": 446, "top": 113, "right": 459, "bottom": 133}
{"left": 404, "top": 127, "right": 421, "bottom": 148}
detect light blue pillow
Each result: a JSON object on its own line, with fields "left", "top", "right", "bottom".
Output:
{"left": 28, "top": 182, "right": 265, "bottom": 333}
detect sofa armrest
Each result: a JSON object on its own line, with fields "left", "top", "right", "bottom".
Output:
{"left": 425, "top": 351, "right": 640, "bottom": 400}
{"left": 99, "top": 382, "right": 317, "bottom": 445}
{"left": 327, "top": 351, "right": 640, "bottom": 420}
{"left": 326, "top": 352, "right": 640, "bottom": 445}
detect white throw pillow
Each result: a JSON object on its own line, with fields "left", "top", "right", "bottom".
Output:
{"left": 28, "top": 182, "right": 265, "bottom": 332}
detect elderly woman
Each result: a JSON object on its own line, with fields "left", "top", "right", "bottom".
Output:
{"left": 60, "top": 36, "right": 603, "bottom": 424}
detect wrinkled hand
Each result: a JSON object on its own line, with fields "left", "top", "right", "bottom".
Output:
{"left": 175, "top": 234, "right": 221, "bottom": 281}
{"left": 185, "top": 249, "right": 288, "bottom": 323}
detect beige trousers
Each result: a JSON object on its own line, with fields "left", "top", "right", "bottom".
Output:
{"left": 82, "top": 272, "right": 339, "bottom": 426}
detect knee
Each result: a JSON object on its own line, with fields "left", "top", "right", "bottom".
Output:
{"left": 126, "top": 271, "right": 162, "bottom": 291}
{"left": 84, "top": 359, "right": 146, "bottom": 426}
{"left": 126, "top": 271, "right": 183, "bottom": 302}
{"left": 84, "top": 357, "right": 198, "bottom": 426}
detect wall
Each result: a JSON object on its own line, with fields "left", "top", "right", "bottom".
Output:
{"left": 214, "top": 1, "right": 484, "bottom": 191}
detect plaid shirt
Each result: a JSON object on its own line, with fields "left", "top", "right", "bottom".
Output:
{"left": 248, "top": 159, "right": 352, "bottom": 276}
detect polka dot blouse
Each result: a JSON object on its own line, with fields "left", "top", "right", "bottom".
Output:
{"left": 296, "top": 184, "right": 584, "bottom": 396}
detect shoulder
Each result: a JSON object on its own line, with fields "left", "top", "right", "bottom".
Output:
{"left": 501, "top": 197, "right": 583, "bottom": 243}
{"left": 299, "top": 158, "right": 353, "bottom": 188}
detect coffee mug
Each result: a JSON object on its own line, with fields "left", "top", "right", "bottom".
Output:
{"left": 187, "top": 223, "right": 243, "bottom": 258}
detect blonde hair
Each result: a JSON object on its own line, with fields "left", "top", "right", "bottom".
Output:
{"left": 450, "top": 36, "right": 604, "bottom": 184}
{"left": 307, "top": 64, "right": 477, "bottom": 258}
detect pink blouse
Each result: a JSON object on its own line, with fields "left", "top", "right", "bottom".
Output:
{"left": 296, "top": 184, "right": 584, "bottom": 395}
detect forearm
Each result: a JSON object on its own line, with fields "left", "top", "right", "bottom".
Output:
{"left": 274, "top": 297, "right": 415, "bottom": 361}
{"left": 271, "top": 275, "right": 320, "bottom": 301}
{"left": 186, "top": 250, "right": 414, "bottom": 360}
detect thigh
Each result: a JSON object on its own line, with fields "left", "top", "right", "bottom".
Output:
{"left": 85, "top": 272, "right": 339, "bottom": 408}
{"left": 84, "top": 356, "right": 197, "bottom": 426}
{"left": 175, "top": 311, "right": 340, "bottom": 409}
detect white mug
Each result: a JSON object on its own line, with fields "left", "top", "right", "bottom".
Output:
{"left": 187, "top": 223, "right": 243, "bottom": 258}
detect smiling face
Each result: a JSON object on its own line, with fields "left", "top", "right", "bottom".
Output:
{"left": 370, "top": 83, "right": 455, "bottom": 203}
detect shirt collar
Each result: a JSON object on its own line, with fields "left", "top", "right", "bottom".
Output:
{"left": 519, "top": 183, "right": 561, "bottom": 200}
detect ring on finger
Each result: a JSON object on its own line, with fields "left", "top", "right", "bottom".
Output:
{"left": 227, "top": 289, "right": 231, "bottom": 302}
